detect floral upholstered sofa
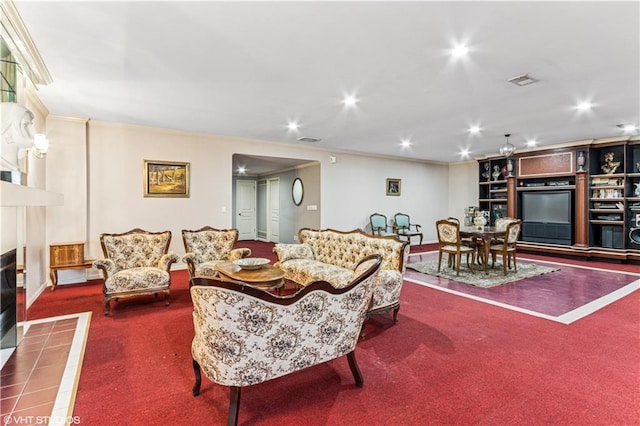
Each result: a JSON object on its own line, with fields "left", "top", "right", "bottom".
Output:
{"left": 190, "top": 254, "right": 382, "bottom": 425}
{"left": 273, "top": 228, "right": 409, "bottom": 322}
{"left": 94, "top": 228, "right": 179, "bottom": 315}
{"left": 181, "top": 227, "right": 252, "bottom": 285}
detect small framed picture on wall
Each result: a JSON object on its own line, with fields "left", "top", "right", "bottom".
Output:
{"left": 386, "top": 178, "right": 401, "bottom": 196}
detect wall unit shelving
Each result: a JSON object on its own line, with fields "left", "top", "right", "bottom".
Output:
{"left": 477, "top": 137, "right": 640, "bottom": 262}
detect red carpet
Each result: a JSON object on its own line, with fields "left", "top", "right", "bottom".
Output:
{"left": 26, "top": 241, "right": 639, "bottom": 425}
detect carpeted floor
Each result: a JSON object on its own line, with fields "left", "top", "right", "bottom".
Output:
{"left": 21, "top": 241, "right": 640, "bottom": 425}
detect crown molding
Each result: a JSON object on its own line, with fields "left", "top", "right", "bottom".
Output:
{"left": 1, "top": 0, "right": 52, "bottom": 86}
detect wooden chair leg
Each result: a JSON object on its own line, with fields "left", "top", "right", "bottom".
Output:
{"left": 192, "top": 359, "right": 202, "bottom": 396}
{"left": 455, "top": 253, "right": 461, "bottom": 276}
{"left": 392, "top": 305, "right": 400, "bottom": 324}
{"left": 228, "top": 386, "right": 241, "bottom": 426}
{"left": 502, "top": 252, "right": 508, "bottom": 276}
{"left": 513, "top": 253, "right": 518, "bottom": 273}
{"left": 438, "top": 251, "right": 443, "bottom": 272}
{"left": 347, "top": 351, "right": 364, "bottom": 387}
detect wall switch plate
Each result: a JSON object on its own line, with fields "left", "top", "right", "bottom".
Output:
{"left": 221, "top": 206, "right": 226, "bottom": 213}
{"left": 307, "top": 204, "right": 318, "bottom": 210}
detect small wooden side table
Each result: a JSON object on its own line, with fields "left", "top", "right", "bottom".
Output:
{"left": 49, "top": 242, "right": 94, "bottom": 291}
{"left": 215, "top": 261, "right": 285, "bottom": 293}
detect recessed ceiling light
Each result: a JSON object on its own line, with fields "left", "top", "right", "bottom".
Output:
{"left": 237, "top": 166, "right": 246, "bottom": 174}
{"left": 287, "top": 121, "right": 300, "bottom": 131}
{"left": 617, "top": 123, "right": 638, "bottom": 132}
{"left": 451, "top": 43, "right": 469, "bottom": 58}
{"left": 460, "top": 148, "right": 470, "bottom": 157}
{"left": 526, "top": 139, "right": 537, "bottom": 147}
{"left": 400, "top": 139, "right": 412, "bottom": 148}
{"left": 576, "top": 101, "right": 593, "bottom": 111}
{"left": 468, "top": 125, "right": 481, "bottom": 134}
{"left": 342, "top": 94, "right": 358, "bottom": 108}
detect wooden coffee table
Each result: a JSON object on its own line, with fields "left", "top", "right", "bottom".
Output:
{"left": 215, "top": 261, "right": 285, "bottom": 293}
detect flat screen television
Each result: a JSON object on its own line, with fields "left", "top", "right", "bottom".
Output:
{"left": 522, "top": 191, "right": 572, "bottom": 223}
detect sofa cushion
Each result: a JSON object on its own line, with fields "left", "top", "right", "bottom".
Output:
{"left": 104, "top": 267, "right": 170, "bottom": 294}
{"left": 273, "top": 243, "right": 315, "bottom": 263}
{"left": 278, "top": 259, "right": 354, "bottom": 288}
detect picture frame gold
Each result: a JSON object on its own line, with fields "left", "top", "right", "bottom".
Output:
{"left": 386, "top": 178, "right": 401, "bottom": 196}
{"left": 143, "top": 160, "right": 190, "bottom": 198}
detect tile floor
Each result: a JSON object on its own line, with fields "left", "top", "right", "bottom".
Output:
{"left": 406, "top": 250, "right": 640, "bottom": 324}
{"left": 0, "top": 313, "right": 90, "bottom": 426}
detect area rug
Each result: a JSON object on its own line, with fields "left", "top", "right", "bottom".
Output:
{"left": 407, "top": 259, "right": 559, "bottom": 288}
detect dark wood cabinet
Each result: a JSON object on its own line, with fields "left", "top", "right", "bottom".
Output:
{"left": 478, "top": 138, "right": 640, "bottom": 261}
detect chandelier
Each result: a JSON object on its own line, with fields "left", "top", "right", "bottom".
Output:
{"left": 500, "top": 133, "right": 515, "bottom": 157}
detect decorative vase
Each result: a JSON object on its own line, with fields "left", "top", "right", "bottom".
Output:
{"left": 577, "top": 151, "right": 585, "bottom": 172}
{"left": 473, "top": 214, "right": 487, "bottom": 230}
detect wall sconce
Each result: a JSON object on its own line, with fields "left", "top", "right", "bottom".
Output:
{"left": 29, "top": 133, "right": 48, "bottom": 158}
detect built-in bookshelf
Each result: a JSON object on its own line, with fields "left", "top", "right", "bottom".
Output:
{"left": 477, "top": 137, "right": 640, "bottom": 261}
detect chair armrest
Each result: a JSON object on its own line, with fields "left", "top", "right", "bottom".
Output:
{"left": 158, "top": 253, "right": 179, "bottom": 271}
{"left": 92, "top": 259, "right": 116, "bottom": 279}
{"left": 228, "top": 248, "right": 252, "bottom": 261}
{"left": 182, "top": 252, "right": 196, "bottom": 264}
{"left": 412, "top": 223, "right": 421, "bottom": 231}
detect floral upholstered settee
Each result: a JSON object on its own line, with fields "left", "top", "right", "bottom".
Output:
{"left": 190, "top": 254, "right": 382, "bottom": 425}
{"left": 93, "top": 228, "right": 179, "bottom": 315}
{"left": 181, "top": 227, "right": 251, "bottom": 285}
{"left": 273, "top": 228, "right": 409, "bottom": 322}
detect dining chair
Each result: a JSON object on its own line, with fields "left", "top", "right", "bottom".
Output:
{"left": 435, "top": 219, "right": 476, "bottom": 276}
{"left": 447, "top": 217, "right": 481, "bottom": 266}
{"left": 394, "top": 213, "right": 423, "bottom": 245}
{"left": 490, "top": 220, "right": 522, "bottom": 275}
{"left": 370, "top": 213, "right": 396, "bottom": 237}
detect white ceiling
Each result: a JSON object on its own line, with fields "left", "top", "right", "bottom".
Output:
{"left": 13, "top": 1, "right": 640, "bottom": 168}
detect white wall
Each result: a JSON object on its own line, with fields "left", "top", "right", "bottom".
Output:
{"left": 448, "top": 161, "right": 479, "bottom": 222}
{"left": 42, "top": 118, "right": 477, "bottom": 286}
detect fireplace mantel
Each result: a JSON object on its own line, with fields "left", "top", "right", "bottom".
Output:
{"left": 1, "top": 181, "right": 63, "bottom": 207}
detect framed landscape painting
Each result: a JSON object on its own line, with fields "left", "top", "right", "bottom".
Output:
{"left": 386, "top": 178, "right": 401, "bottom": 196}
{"left": 143, "top": 160, "right": 190, "bottom": 198}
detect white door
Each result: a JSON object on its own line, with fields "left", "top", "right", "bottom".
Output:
{"left": 257, "top": 180, "right": 268, "bottom": 240}
{"left": 268, "top": 178, "right": 280, "bottom": 242}
{"left": 236, "top": 180, "right": 256, "bottom": 240}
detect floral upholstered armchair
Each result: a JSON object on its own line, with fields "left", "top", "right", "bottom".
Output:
{"left": 190, "top": 254, "right": 382, "bottom": 426}
{"left": 181, "top": 227, "right": 251, "bottom": 285}
{"left": 93, "top": 228, "right": 179, "bottom": 315}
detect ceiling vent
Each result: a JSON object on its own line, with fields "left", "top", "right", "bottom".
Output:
{"left": 508, "top": 74, "right": 538, "bottom": 87}
{"left": 297, "top": 136, "right": 322, "bottom": 143}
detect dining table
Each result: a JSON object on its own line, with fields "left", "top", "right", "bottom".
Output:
{"left": 460, "top": 226, "right": 507, "bottom": 273}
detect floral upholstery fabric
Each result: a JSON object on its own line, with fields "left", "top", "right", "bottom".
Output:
{"left": 274, "top": 229, "right": 408, "bottom": 312}
{"left": 94, "top": 229, "right": 179, "bottom": 314}
{"left": 190, "top": 257, "right": 379, "bottom": 388}
{"left": 272, "top": 243, "right": 314, "bottom": 263}
{"left": 182, "top": 228, "right": 251, "bottom": 279}
{"left": 104, "top": 267, "right": 170, "bottom": 295}
{"left": 102, "top": 232, "right": 173, "bottom": 271}
{"left": 437, "top": 222, "right": 458, "bottom": 244}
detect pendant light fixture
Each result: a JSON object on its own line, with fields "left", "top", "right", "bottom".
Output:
{"left": 500, "top": 133, "right": 515, "bottom": 157}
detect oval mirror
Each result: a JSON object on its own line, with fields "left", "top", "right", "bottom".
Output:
{"left": 292, "top": 178, "right": 304, "bottom": 206}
